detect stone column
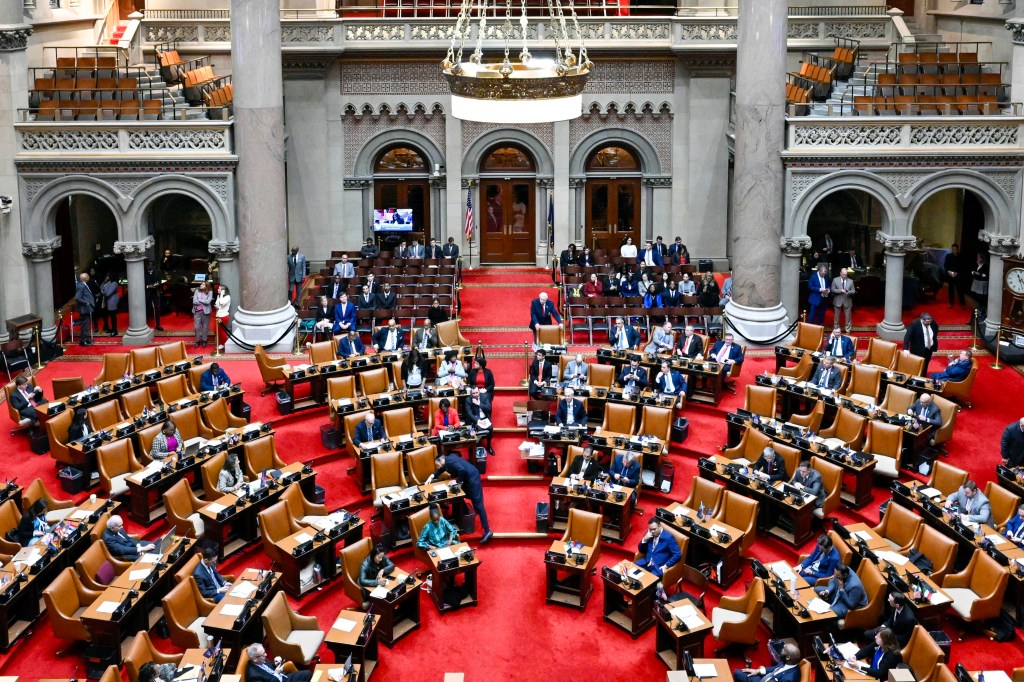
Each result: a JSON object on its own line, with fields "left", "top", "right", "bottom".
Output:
{"left": 1006, "top": 20, "right": 1024, "bottom": 106}
{"left": 114, "top": 238, "right": 154, "bottom": 346}
{"left": 210, "top": 240, "right": 241, "bottom": 318}
{"left": 779, "top": 236, "right": 812, "bottom": 324}
{"left": 724, "top": 0, "right": 789, "bottom": 345}
{"left": 227, "top": 0, "right": 295, "bottom": 353}
{"left": 875, "top": 233, "right": 917, "bottom": 340}
{"left": 980, "top": 230, "right": 1021, "bottom": 336}
{"left": 22, "top": 238, "right": 60, "bottom": 341}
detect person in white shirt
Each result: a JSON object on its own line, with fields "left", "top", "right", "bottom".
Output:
{"left": 619, "top": 236, "right": 637, "bottom": 259}
{"left": 214, "top": 285, "right": 231, "bottom": 349}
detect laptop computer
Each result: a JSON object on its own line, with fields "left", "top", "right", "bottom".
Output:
{"left": 157, "top": 529, "right": 177, "bottom": 554}
{"left": 183, "top": 438, "right": 205, "bottom": 456}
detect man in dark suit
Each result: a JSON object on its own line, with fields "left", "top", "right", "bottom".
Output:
{"left": 427, "top": 238, "right": 444, "bottom": 260}
{"left": 556, "top": 387, "right": 587, "bottom": 427}
{"left": 357, "top": 285, "right": 377, "bottom": 310}
{"left": 360, "top": 238, "right": 379, "bottom": 260}
{"left": 193, "top": 546, "right": 231, "bottom": 603}
{"left": 807, "top": 264, "right": 830, "bottom": 326}
{"left": 930, "top": 349, "right": 972, "bottom": 382}
{"left": 943, "top": 243, "right": 966, "bottom": 306}
{"left": 654, "top": 360, "right": 686, "bottom": 404}
{"left": 559, "top": 245, "right": 578, "bottom": 270}
{"left": 465, "top": 386, "right": 494, "bottom": 454}
{"left": 908, "top": 392, "right": 942, "bottom": 428}
{"left": 75, "top": 272, "right": 95, "bottom": 346}
{"left": 610, "top": 317, "right": 641, "bottom": 350}
{"left": 668, "top": 237, "right": 687, "bottom": 265}
{"left": 337, "top": 330, "right": 365, "bottom": 358}
{"left": 814, "top": 563, "right": 867, "bottom": 617}
{"left": 372, "top": 318, "right": 404, "bottom": 353}
{"left": 636, "top": 240, "right": 664, "bottom": 267}
{"left": 609, "top": 451, "right": 641, "bottom": 489}
{"left": 790, "top": 460, "right": 824, "bottom": 508}
{"left": 245, "top": 643, "right": 312, "bottom": 682}
{"left": 752, "top": 447, "right": 787, "bottom": 483}
{"left": 810, "top": 355, "right": 842, "bottom": 391}
{"left": 676, "top": 325, "right": 704, "bottom": 358}
{"left": 903, "top": 312, "right": 939, "bottom": 372}
{"left": 328, "top": 275, "right": 345, "bottom": 301}
{"left": 618, "top": 358, "right": 648, "bottom": 393}
{"left": 1002, "top": 417, "right": 1024, "bottom": 468}
{"left": 529, "top": 292, "right": 562, "bottom": 331}
{"left": 287, "top": 247, "right": 307, "bottom": 303}
{"left": 102, "top": 514, "right": 154, "bottom": 561}
{"left": 429, "top": 452, "right": 493, "bottom": 543}
{"left": 442, "top": 238, "right": 460, "bottom": 260}
{"left": 653, "top": 236, "right": 669, "bottom": 261}
{"left": 376, "top": 282, "right": 397, "bottom": 310}
{"left": 8, "top": 376, "right": 45, "bottom": 425}
{"left": 333, "top": 293, "right": 356, "bottom": 335}
{"left": 568, "top": 446, "right": 600, "bottom": 481}
{"left": 734, "top": 643, "right": 803, "bottom": 682}
{"left": 352, "top": 412, "right": 384, "bottom": 447}
{"left": 866, "top": 592, "right": 917, "bottom": 647}
{"left": 709, "top": 333, "right": 743, "bottom": 373}
{"left": 529, "top": 349, "right": 556, "bottom": 399}
{"left": 412, "top": 320, "right": 439, "bottom": 351}
{"left": 822, "top": 326, "right": 855, "bottom": 363}
{"left": 636, "top": 517, "right": 681, "bottom": 579}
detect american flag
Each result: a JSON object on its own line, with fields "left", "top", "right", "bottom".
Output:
{"left": 464, "top": 187, "right": 474, "bottom": 241}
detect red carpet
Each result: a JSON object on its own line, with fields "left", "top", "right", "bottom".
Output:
{"left": 0, "top": 267, "right": 1020, "bottom": 679}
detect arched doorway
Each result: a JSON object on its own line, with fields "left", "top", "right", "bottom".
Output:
{"left": 479, "top": 144, "right": 536, "bottom": 264}
{"left": 147, "top": 193, "right": 214, "bottom": 315}
{"left": 373, "top": 145, "right": 431, "bottom": 251}
{"left": 911, "top": 188, "right": 985, "bottom": 302}
{"left": 52, "top": 194, "right": 120, "bottom": 308}
{"left": 584, "top": 145, "right": 641, "bottom": 253}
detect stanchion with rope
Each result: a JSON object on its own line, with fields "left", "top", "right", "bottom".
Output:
{"left": 991, "top": 326, "right": 1004, "bottom": 370}
{"left": 969, "top": 308, "right": 983, "bottom": 352}
{"left": 520, "top": 341, "right": 530, "bottom": 387}
{"left": 34, "top": 325, "right": 43, "bottom": 370}
{"left": 212, "top": 318, "right": 223, "bottom": 358}
{"left": 720, "top": 312, "right": 802, "bottom": 348}
{"left": 221, "top": 318, "right": 298, "bottom": 353}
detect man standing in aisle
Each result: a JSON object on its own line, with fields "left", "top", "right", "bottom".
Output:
{"left": 1001, "top": 418, "right": 1024, "bottom": 468}
{"left": 830, "top": 267, "right": 855, "bottom": 333}
{"left": 429, "top": 452, "right": 493, "bottom": 543}
{"left": 75, "top": 272, "right": 95, "bottom": 346}
{"left": 903, "top": 312, "right": 939, "bottom": 372}
{"left": 807, "top": 263, "right": 830, "bottom": 326}
{"left": 529, "top": 291, "right": 562, "bottom": 331}
{"left": 288, "top": 246, "right": 306, "bottom": 303}
{"left": 145, "top": 261, "right": 164, "bottom": 331}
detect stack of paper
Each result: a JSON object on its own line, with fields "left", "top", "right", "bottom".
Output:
{"left": 220, "top": 603, "right": 244, "bottom": 617}
{"left": 206, "top": 503, "right": 226, "bottom": 514}
{"left": 294, "top": 532, "right": 314, "bottom": 544}
{"left": 693, "top": 664, "right": 718, "bottom": 678}
{"left": 230, "top": 581, "right": 257, "bottom": 599}
{"left": 128, "top": 568, "right": 152, "bottom": 581}
{"left": 140, "top": 553, "right": 161, "bottom": 564}
{"left": 985, "top": 534, "right": 1006, "bottom": 545}
{"left": 808, "top": 598, "right": 832, "bottom": 614}
{"left": 369, "top": 585, "right": 388, "bottom": 599}
{"left": 876, "top": 551, "right": 909, "bottom": 566}
{"left": 918, "top": 487, "right": 942, "bottom": 499}
{"left": 435, "top": 547, "right": 455, "bottom": 561}
{"left": 96, "top": 601, "right": 120, "bottom": 614}
{"left": 71, "top": 509, "right": 92, "bottom": 520}
{"left": 771, "top": 562, "right": 795, "bottom": 581}
{"left": 733, "top": 458, "right": 751, "bottom": 467}
{"left": 837, "top": 642, "right": 860, "bottom": 660}
{"left": 332, "top": 617, "right": 357, "bottom": 633}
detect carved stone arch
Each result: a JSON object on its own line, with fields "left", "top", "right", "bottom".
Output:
{"left": 905, "top": 169, "right": 1017, "bottom": 238}
{"left": 789, "top": 170, "right": 904, "bottom": 238}
{"left": 23, "top": 175, "right": 125, "bottom": 243}
{"left": 569, "top": 128, "right": 662, "bottom": 176}
{"left": 127, "top": 175, "right": 232, "bottom": 243}
{"left": 461, "top": 128, "right": 554, "bottom": 177}
{"left": 352, "top": 129, "right": 445, "bottom": 177}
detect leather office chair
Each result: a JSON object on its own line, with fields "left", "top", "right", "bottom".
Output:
{"left": 87, "top": 400, "right": 125, "bottom": 431}
{"left": 308, "top": 340, "right": 337, "bottom": 365}
{"left": 340, "top": 537, "right": 372, "bottom": 605}
{"left": 327, "top": 376, "right": 357, "bottom": 402}
{"left": 120, "top": 386, "right": 154, "bottom": 417}
{"left": 879, "top": 385, "right": 916, "bottom": 414}
{"left": 901, "top": 626, "right": 945, "bottom": 682}
{"left": 371, "top": 451, "right": 408, "bottom": 508}
{"left": 596, "top": 403, "right": 636, "bottom": 437}
{"left": 939, "top": 358, "right": 977, "bottom": 408}
{"left": 189, "top": 363, "right": 212, "bottom": 393}
{"left": 380, "top": 407, "right": 415, "bottom": 440}
{"left": 255, "top": 344, "right": 289, "bottom": 395}
{"left": 985, "top": 481, "right": 1020, "bottom": 531}
{"left": 75, "top": 540, "right": 132, "bottom": 591}
{"left": 281, "top": 483, "right": 327, "bottom": 523}
{"left": 928, "top": 461, "right": 968, "bottom": 497}
{"left": 558, "top": 446, "right": 587, "bottom": 478}
{"left": 536, "top": 324, "right": 563, "bottom": 346}
{"left": 840, "top": 559, "right": 885, "bottom": 630}
{"left": 392, "top": 359, "right": 405, "bottom": 390}
{"left": 235, "top": 648, "right": 298, "bottom": 682}
{"left": 157, "top": 374, "right": 192, "bottom": 405}
{"left": 873, "top": 502, "right": 921, "bottom": 552}
{"left": 941, "top": 549, "right": 1009, "bottom": 639}
{"left": 773, "top": 443, "right": 801, "bottom": 481}
{"left": 864, "top": 420, "right": 903, "bottom": 478}
{"left": 843, "top": 364, "right": 882, "bottom": 405}
{"left": 358, "top": 367, "right": 390, "bottom": 397}
{"left": 561, "top": 508, "right": 602, "bottom": 575}
{"left": 129, "top": 347, "right": 160, "bottom": 374}
{"left": 408, "top": 507, "right": 433, "bottom": 567}
{"left": 158, "top": 341, "right": 188, "bottom": 365}
{"left": 43, "top": 567, "right": 103, "bottom": 655}
{"left": 343, "top": 410, "right": 371, "bottom": 460}
{"left": 89, "top": 512, "right": 111, "bottom": 544}
{"left": 638, "top": 405, "right": 672, "bottom": 449}
{"left": 436, "top": 319, "right": 470, "bottom": 347}
{"left": 243, "top": 435, "right": 287, "bottom": 479}
{"left": 633, "top": 526, "right": 689, "bottom": 593}
{"left": 52, "top": 377, "right": 84, "bottom": 400}
{"left": 682, "top": 478, "right": 724, "bottom": 516}
{"left": 258, "top": 502, "right": 305, "bottom": 585}
{"left": 262, "top": 591, "right": 325, "bottom": 665}
{"left": 789, "top": 402, "right": 824, "bottom": 432}
{"left": 428, "top": 396, "right": 463, "bottom": 435}
{"left": 162, "top": 576, "right": 214, "bottom": 649}
{"left": 789, "top": 322, "right": 824, "bottom": 352}
{"left": 163, "top": 478, "right": 205, "bottom": 538}
{"left": 908, "top": 524, "right": 957, "bottom": 583}
{"left": 711, "top": 577, "right": 765, "bottom": 655}
{"left": 743, "top": 385, "right": 777, "bottom": 420}
{"left": 23, "top": 477, "right": 74, "bottom": 523}
{"left": 812, "top": 457, "right": 843, "bottom": 521}
{"left": 97, "top": 439, "right": 143, "bottom": 497}
{"left": 173, "top": 553, "right": 236, "bottom": 586}
{"left": 777, "top": 353, "right": 813, "bottom": 382}
{"left": 818, "top": 407, "right": 866, "bottom": 450}
{"left": 722, "top": 428, "right": 771, "bottom": 462}
{"left": 125, "top": 631, "right": 184, "bottom": 682}
{"left": 932, "top": 665, "right": 958, "bottom": 682}
{"left": 95, "top": 352, "right": 131, "bottom": 384}
{"left": 170, "top": 404, "right": 214, "bottom": 440}
{"left": 930, "top": 396, "right": 959, "bottom": 450}
{"left": 798, "top": 659, "right": 813, "bottom": 682}
{"left": 200, "top": 452, "right": 227, "bottom": 500}
{"left": 201, "top": 397, "right": 246, "bottom": 436}
{"left": 0, "top": 499, "right": 21, "bottom": 555}
{"left": 862, "top": 338, "right": 898, "bottom": 369}
{"left": 406, "top": 444, "right": 438, "bottom": 485}
{"left": 589, "top": 364, "right": 615, "bottom": 389}
{"left": 895, "top": 351, "right": 925, "bottom": 377}
{"left": 4, "top": 379, "right": 33, "bottom": 432}
{"left": 713, "top": 491, "right": 758, "bottom": 553}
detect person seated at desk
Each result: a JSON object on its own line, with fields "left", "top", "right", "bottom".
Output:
{"left": 417, "top": 503, "right": 460, "bottom": 550}
{"left": 847, "top": 627, "right": 903, "bottom": 681}
{"left": 676, "top": 325, "right": 704, "bottom": 359}
{"left": 467, "top": 357, "right": 495, "bottom": 396}
{"left": 734, "top": 643, "right": 802, "bottom": 682}
{"left": 556, "top": 387, "right": 587, "bottom": 427}
{"left": 358, "top": 543, "right": 395, "bottom": 609}
{"left": 618, "top": 358, "right": 648, "bottom": 395}
{"left": 930, "top": 349, "right": 973, "bottom": 382}
{"left": 400, "top": 348, "right": 427, "bottom": 390}
{"left": 361, "top": 238, "right": 380, "bottom": 260}
{"left": 866, "top": 592, "right": 916, "bottom": 647}
{"left": 751, "top": 446, "right": 787, "bottom": 483}
{"left": 568, "top": 445, "right": 601, "bottom": 482}
{"left": 944, "top": 480, "right": 993, "bottom": 526}
{"left": 562, "top": 353, "right": 589, "bottom": 389}
{"left": 1005, "top": 503, "right": 1024, "bottom": 544}
{"left": 908, "top": 392, "right": 942, "bottom": 428}
{"left": 678, "top": 272, "right": 696, "bottom": 296}
{"left": 103, "top": 514, "right": 155, "bottom": 561}
{"left": 353, "top": 412, "right": 385, "bottom": 447}
{"left": 217, "top": 452, "right": 247, "bottom": 494}
{"left": 333, "top": 254, "right": 355, "bottom": 280}
{"left": 327, "top": 276, "right": 345, "bottom": 302}
{"left": 14, "top": 500, "right": 50, "bottom": 546}
{"left": 432, "top": 398, "right": 461, "bottom": 436}
{"left": 529, "top": 349, "right": 557, "bottom": 399}
{"left": 809, "top": 355, "right": 842, "bottom": 391}
{"left": 609, "top": 451, "right": 640, "bottom": 492}
{"left": 822, "top": 326, "right": 855, "bottom": 363}
{"left": 373, "top": 317, "right": 404, "bottom": 353}
{"left": 814, "top": 563, "right": 867, "bottom": 617}
{"left": 795, "top": 533, "right": 839, "bottom": 581}
{"left": 610, "top": 317, "right": 641, "bottom": 351}
{"left": 193, "top": 545, "right": 231, "bottom": 603}
{"left": 429, "top": 298, "right": 454, "bottom": 328}
{"left": 644, "top": 321, "right": 674, "bottom": 355}
{"left": 149, "top": 420, "right": 183, "bottom": 461}
{"left": 139, "top": 662, "right": 178, "bottom": 682}
{"left": 356, "top": 285, "right": 377, "bottom": 310}
{"left": 412, "top": 319, "right": 439, "bottom": 351}
{"left": 636, "top": 517, "right": 681, "bottom": 582}
{"left": 465, "top": 386, "right": 493, "bottom": 455}
{"left": 582, "top": 273, "right": 603, "bottom": 297}
{"left": 67, "top": 407, "right": 92, "bottom": 442}
{"left": 332, "top": 293, "right": 357, "bottom": 335}
{"left": 199, "top": 362, "right": 231, "bottom": 391}
{"left": 8, "top": 375, "right": 45, "bottom": 427}
{"left": 642, "top": 284, "right": 663, "bottom": 310}
{"left": 246, "top": 643, "right": 313, "bottom": 682}
{"left": 709, "top": 333, "right": 743, "bottom": 374}
{"left": 337, "top": 329, "right": 366, "bottom": 359}
{"left": 790, "top": 460, "right": 824, "bottom": 509}
{"left": 437, "top": 351, "right": 467, "bottom": 389}
{"left": 654, "top": 360, "right": 686, "bottom": 405}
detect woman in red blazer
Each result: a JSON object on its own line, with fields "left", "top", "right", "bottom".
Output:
{"left": 431, "top": 398, "right": 461, "bottom": 436}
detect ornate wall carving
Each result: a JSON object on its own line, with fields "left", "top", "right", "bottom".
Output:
{"left": 779, "top": 235, "right": 812, "bottom": 255}
{"left": 586, "top": 60, "right": 674, "bottom": 94}
{"left": 462, "top": 121, "right": 554, "bottom": 159}
{"left": 126, "top": 129, "right": 228, "bottom": 151}
{"left": 344, "top": 112, "right": 446, "bottom": 175}
{"left": 825, "top": 21, "right": 887, "bottom": 39}
{"left": 282, "top": 24, "right": 334, "bottom": 42}
{"left": 0, "top": 26, "right": 33, "bottom": 52}
{"left": 609, "top": 22, "right": 669, "bottom": 40}
{"left": 22, "top": 130, "right": 119, "bottom": 152}
{"left": 1008, "top": 19, "right": 1024, "bottom": 46}
{"left": 22, "top": 237, "right": 62, "bottom": 260}
{"left": 409, "top": 24, "right": 456, "bottom": 41}
{"left": 114, "top": 236, "right": 155, "bottom": 259}
{"left": 876, "top": 232, "right": 918, "bottom": 254}
{"left": 987, "top": 171, "right": 1018, "bottom": 201}
{"left": 144, "top": 25, "right": 199, "bottom": 43}
{"left": 340, "top": 61, "right": 447, "bottom": 96}
{"left": 787, "top": 22, "right": 820, "bottom": 40}
{"left": 910, "top": 124, "right": 1018, "bottom": 146}
{"left": 570, "top": 111, "right": 671, "bottom": 169}
{"left": 678, "top": 23, "right": 736, "bottom": 41}
{"left": 206, "top": 25, "right": 231, "bottom": 42}
{"left": 789, "top": 173, "right": 823, "bottom": 203}
{"left": 792, "top": 125, "right": 901, "bottom": 147}
{"left": 885, "top": 172, "right": 930, "bottom": 196}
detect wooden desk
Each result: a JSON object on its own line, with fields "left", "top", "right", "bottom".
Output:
{"left": 663, "top": 658, "right": 732, "bottom": 682}
{"left": 548, "top": 477, "right": 634, "bottom": 544}
{"left": 325, "top": 610, "right": 379, "bottom": 682}
{"left": 427, "top": 542, "right": 480, "bottom": 613}
{"left": 813, "top": 646, "right": 877, "bottom": 682}
{"left": 653, "top": 602, "right": 714, "bottom": 670}
{"left": 312, "top": 662, "right": 362, "bottom": 682}
{"left": 659, "top": 503, "right": 744, "bottom": 588}
{"left": 760, "top": 561, "right": 839, "bottom": 657}
{"left": 597, "top": 348, "right": 728, "bottom": 406}
{"left": 545, "top": 540, "right": 596, "bottom": 610}
{"left": 356, "top": 435, "right": 430, "bottom": 495}
{"left": 273, "top": 525, "right": 338, "bottom": 597}
{"left": 367, "top": 572, "right": 421, "bottom": 647}
{"left": 381, "top": 482, "right": 466, "bottom": 550}
{"left": 602, "top": 560, "right": 659, "bottom": 637}
{"left": 6, "top": 314, "right": 41, "bottom": 342}
{"left": 177, "top": 646, "right": 233, "bottom": 681}
{"left": 202, "top": 568, "right": 282, "bottom": 669}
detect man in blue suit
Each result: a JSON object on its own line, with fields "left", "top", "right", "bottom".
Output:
{"left": 654, "top": 360, "right": 686, "bottom": 404}
{"left": 821, "top": 326, "right": 855, "bottom": 363}
{"left": 555, "top": 388, "right": 587, "bottom": 427}
{"left": 199, "top": 362, "right": 231, "bottom": 391}
{"left": 814, "top": 563, "right": 867, "bottom": 617}
{"left": 734, "top": 643, "right": 803, "bottom": 682}
{"left": 795, "top": 534, "right": 841, "bottom": 581}
{"left": 102, "top": 514, "right": 154, "bottom": 561}
{"left": 372, "top": 318, "right": 405, "bottom": 353}
{"left": 610, "top": 451, "right": 641, "bottom": 488}
{"left": 353, "top": 411, "right": 384, "bottom": 447}
{"left": 1004, "top": 503, "right": 1024, "bottom": 544}
{"left": 529, "top": 291, "right": 562, "bottom": 331}
{"left": 618, "top": 358, "right": 648, "bottom": 393}
{"left": 807, "top": 264, "right": 830, "bottom": 325}
{"left": 610, "top": 317, "right": 641, "bottom": 350}
{"left": 333, "top": 293, "right": 357, "bottom": 335}
{"left": 709, "top": 333, "right": 743, "bottom": 374}
{"left": 337, "top": 330, "right": 366, "bottom": 358}
{"left": 636, "top": 240, "right": 664, "bottom": 267}
{"left": 809, "top": 355, "right": 842, "bottom": 391}
{"left": 930, "top": 349, "right": 973, "bottom": 382}
{"left": 193, "top": 546, "right": 231, "bottom": 602}
{"left": 636, "top": 517, "right": 681, "bottom": 578}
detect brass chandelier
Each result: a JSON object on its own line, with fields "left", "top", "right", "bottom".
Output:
{"left": 442, "top": 0, "right": 594, "bottom": 123}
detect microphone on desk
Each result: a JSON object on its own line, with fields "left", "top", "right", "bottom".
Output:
{"left": 69, "top": 666, "right": 79, "bottom": 682}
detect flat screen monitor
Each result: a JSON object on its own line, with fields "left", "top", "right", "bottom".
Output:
{"left": 373, "top": 208, "right": 414, "bottom": 232}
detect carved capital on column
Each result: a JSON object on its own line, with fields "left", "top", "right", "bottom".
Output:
{"left": 0, "top": 25, "right": 33, "bottom": 52}
{"left": 429, "top": 175, "right": 446, "bottom": 189}
{"left": 568, "top": 177, "right": 585, "bottom": 189}
{"left": 209, "top": 239, "right": 241, "bottom": 260}
{"left": 22, "top": 237, "right": 61, "bottom": 261}
{"left": 643, "top": 176, "right": 673, "bottom": 188}
{"left": 538, "top": 178, "right": 555, "bottom": 190}
{"left": 779, "top": 235, "right": 812, "bottom": 256}
{"left": 1007, "top": 19, "right": 1024, "bottom": 45}
{"left": 875, "top": 232, "right": 917, "bottom": 255}
{"left": 114, "top": 236, "right": 155, "bottom": 261}
{"left": 979, "top": 230, "right": 1020, "bottom": 256}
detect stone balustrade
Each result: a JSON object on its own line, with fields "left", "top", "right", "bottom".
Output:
{"left": 785, "top": 116, "right": 1024, "bottom": 153}
{"left": 14, "top": 120, "right": 234, "bottom": 157}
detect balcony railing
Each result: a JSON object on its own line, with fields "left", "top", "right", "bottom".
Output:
{"left": 784, "top": 115, "right": 1024, "bottom": 152}
{"left": 13, "top": 120, "right": 234, "bottom": 157}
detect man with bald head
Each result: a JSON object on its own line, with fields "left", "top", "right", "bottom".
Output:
{"left": 529, "top": 291, "right": 562, "bottom": 331}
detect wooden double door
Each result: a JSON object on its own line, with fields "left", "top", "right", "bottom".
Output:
{"left": 480, "top": 178, "right": 535, "bottom": 264}
{"left": 585, "top": 178, "right": 640, "bottom": 253}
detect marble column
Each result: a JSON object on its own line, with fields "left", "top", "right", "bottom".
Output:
{"left": 114, "top": 238, "right": 154, "bottom": 346}
{"left": 875, "top": 233, "right": 918, "bottom": 340}
{"left": 1006, "top": 20, "right": 1024, "bottom": 107}
{"left": 980, "top": 230, "right": 1021, "bottom": 336}
{"left": 779, "top": 236, "right": 812, "bottom": 324}
{"left": 22, "top": 238, "right": 60, "bottom": 341}
{"left": 724, "top": 0, "right": 789, "bottom": 345}
{"left": 210, "top": 240, "right": 241, "bottom": 318}
{"left": 227, "top": 0, "right": 294, "bottom": 353}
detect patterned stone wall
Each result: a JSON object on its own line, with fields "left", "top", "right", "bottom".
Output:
{"left": 343, "top": 112, "right": 446, "bottom": 175}
{"left": 569, "top": 112, "right": 672, "bottom": 169}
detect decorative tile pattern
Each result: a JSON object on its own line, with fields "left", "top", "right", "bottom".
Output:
{"left": 344, "top": 112, "right": 446, "bottom": 175}
{"left": 341, "top": 61, "right": 447, "bottom": 95}
{"left": 569, "top": 112, "right": 671, "bottom": 168}
{"left": 462, "top": 121, "right": 554, "bottom": 157}
{"left": 586, "top": 60, "right": 674, "bottom": 94}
